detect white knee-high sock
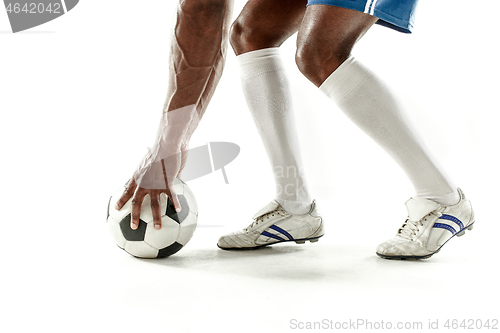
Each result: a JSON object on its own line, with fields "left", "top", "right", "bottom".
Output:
{"left": 319, "top": 57, "right": 459, "bottom": 206}
{"left": 237, "top": 48, "right": 312, "bottom": 214}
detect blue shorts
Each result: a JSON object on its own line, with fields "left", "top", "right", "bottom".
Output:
{"left": 306, "top": 0, "right": 419, "bottom": 33}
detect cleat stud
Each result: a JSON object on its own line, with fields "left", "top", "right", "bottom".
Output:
{"left": 467, "top": 224, "right": 474, "bottom": 231}
{"left": 310, "top": 239, "right": 319, "bottom": 243}
{"left": 457, "top": 231, "right": 465, "bottom": 237}
{"left": 295, "top": 240, "right": 305, "bottom": 244}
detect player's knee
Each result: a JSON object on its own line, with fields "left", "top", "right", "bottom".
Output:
{"left": 295, "top": 41, "right": 350, "bottom": 86}
{"left": 295, "top": 43, "right": 320, "bottom": 82}
{"left": 230, "top": 19, "right": 268, "bottom": 55}
{"left": 229, "top": 19, "right": 246, "bottom": 55}
{"left": 230, "top": 17, "right": 287, "bottom": 56}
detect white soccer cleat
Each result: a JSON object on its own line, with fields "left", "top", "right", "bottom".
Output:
{"left": 217, "top": 200, "right": 324, "bottom": 249}
{"left": 376, "top": 188, "right": 475, "bottom": 260}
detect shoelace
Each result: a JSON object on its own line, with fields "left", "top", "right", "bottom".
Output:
{"left": 245, "top": 209, "right": 286, "bottom": 231}
{"left": 398, "top": 219, "right": 422, "bottom": 239}
{"left": 398, "top": 211, "right": 442, "bottom": 240}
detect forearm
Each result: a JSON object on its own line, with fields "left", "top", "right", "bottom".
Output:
{"left": 163, "top": 0, "right": 234, "bottom": 120}
{"left": 135, "top": 1, "right": 233, "bottom": 187}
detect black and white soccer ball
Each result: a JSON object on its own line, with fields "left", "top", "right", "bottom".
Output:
{"left": 106, "top": 178, "right": 198, "bottom": 258}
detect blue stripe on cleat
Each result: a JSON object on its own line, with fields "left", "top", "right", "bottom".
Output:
{"left": 432, "top": 222, "right": 457, "bottom": 235}
{"left": 269, "top": 225, "right": 294, "bottom": 240}
{"left": 439, "top": 214, "right": 464, "bottom": 230}
{"left": 261, "top": 231, "right": 285, "bottom": 241}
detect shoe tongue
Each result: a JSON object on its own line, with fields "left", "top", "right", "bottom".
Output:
{"left": 252, "top": 201, "right": 280, "bottom": 219}
{"left": 406, "top": 197, "right": 440, "bottom": 221}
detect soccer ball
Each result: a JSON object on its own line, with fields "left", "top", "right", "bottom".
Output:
{"left": 106, "top": 178, "right": 198, "bottom": 258}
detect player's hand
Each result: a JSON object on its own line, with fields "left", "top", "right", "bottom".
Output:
{"left": 114, "top": 179, "right": 169, "bottom": 230}
{"left": 114, "top": 106, "right": 198, "bottom": 230}
{"left": 115, "top": 151, "right": 183, "bottom": 230}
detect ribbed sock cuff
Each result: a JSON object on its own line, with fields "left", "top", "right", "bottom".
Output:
{"left": 318, "top": 57, "right": 373, "bottom": 106}
{"left": 236, "top": 47, "right": 283, "bottom": 80}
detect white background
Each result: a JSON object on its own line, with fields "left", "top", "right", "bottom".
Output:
{"left": 1, "top": 1, "right": 499, "bottom": 332}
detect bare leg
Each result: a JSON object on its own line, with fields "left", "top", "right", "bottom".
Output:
{"left": 296, "top": 5, "right": 458, "bottom": 204}
{"left": 230, "top": 0, "right": 306, "bottom": 55}
{"left": 296, "top": 5, "right": 376, "bottom": 86}
{"left": 230, "top": 0, "right": 317, "bottom": 214}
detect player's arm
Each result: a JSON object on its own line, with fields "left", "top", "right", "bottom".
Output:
{"left": 115, "top": 0, "right": 234, "bottom": 230}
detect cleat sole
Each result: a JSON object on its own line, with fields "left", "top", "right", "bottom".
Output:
{"left": 218, "top": 234, "right": 324, "bottom": 250}
{"left": 376, "top": 221, "right": 475, "bottom": 260}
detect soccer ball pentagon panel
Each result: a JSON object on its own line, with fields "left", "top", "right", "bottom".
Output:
{"left": 106, "top": 178, "right": 198, "bottom": 258}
